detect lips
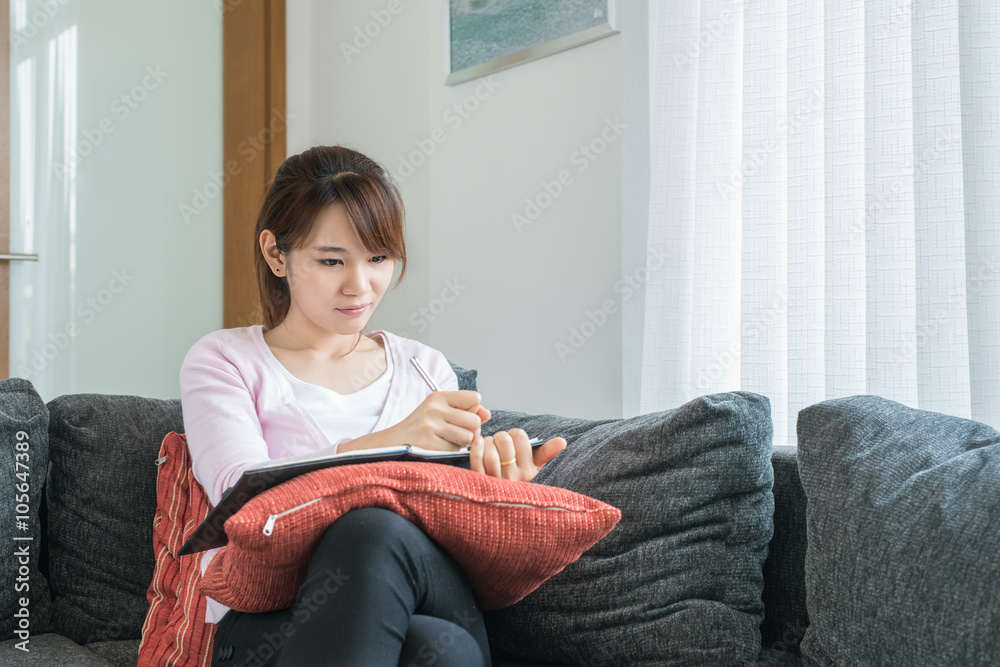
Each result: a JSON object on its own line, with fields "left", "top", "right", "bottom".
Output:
{"left": 337, "top": 304, "right": 369, "bottom": 315}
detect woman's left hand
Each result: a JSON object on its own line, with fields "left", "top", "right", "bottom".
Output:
{"left": 470, "top": 428, "right": 567, "bottom": 482}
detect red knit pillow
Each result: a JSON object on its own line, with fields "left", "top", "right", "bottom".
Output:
{"left": 201, "top": 461, "right": 621, "bottom": 613}
{"left": 137, "top": 432, "right": 216, "bottom": 667}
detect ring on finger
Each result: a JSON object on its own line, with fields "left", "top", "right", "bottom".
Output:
{"left": 500, "top": 458, "right": 516, "bottom": 466}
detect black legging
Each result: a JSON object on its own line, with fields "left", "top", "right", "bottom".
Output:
{"left": 209, "top": 507, "right": 492, "bottom": 667}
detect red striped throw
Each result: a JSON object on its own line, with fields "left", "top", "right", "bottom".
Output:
{"left": 137, "top": 432, "right": 216, "bottom": 667}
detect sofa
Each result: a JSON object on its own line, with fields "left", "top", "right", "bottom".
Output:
{"left": 2, "top": 373, "right": 996, "bottom": 666}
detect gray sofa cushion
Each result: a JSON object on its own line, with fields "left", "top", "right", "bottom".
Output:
{"left": 449, "top": 361, "right": 477, "bottom": 392}
{"left": 0, "top": 378, "right": 52, "bottom": 641}
{"left": 45, "top": 394, "right": 183, "bottom": 645}
{"left": 796, "top": 395, "right": 1000, "bottom": 666}
{"left": 482, "top": 392, "right": 775, "bottom": 666}
{"left": 759, "top": 446, "right": 809, "bottom": 660}
{"left": 0, "top": 632, "right": 114, "bottom": 666}
{"left": 80, "top": 639, "right": 141, "bottom": 667}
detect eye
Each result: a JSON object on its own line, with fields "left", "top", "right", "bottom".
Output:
{"left": 371, "top": 255, "right": 388, "bottom": 264}
{"left": 319, "top": 259, "right": 342, "bottom": 267}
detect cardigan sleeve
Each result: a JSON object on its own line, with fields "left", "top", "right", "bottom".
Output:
{"left": 179, "top": 333, "right": 274, "bottom": 507}
{"left": 435, "top": 354, "right": 460, "bottom": 392}
{"left": 414, "top": 338, "right": 460, "bottom": 393}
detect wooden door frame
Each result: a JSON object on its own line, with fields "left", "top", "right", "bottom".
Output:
{"left": 223, "top": 0, "right": 286, "bottom": 329}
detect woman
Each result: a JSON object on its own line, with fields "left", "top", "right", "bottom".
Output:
{"left": 179, "top": 144, "right": 567, "bottom": 667}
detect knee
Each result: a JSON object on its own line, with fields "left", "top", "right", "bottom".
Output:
{"left": 401, "top": 615, "right": 487, "bottom": 667}
{"left": 314, "top": 507, "right": 418, "bottom": 557}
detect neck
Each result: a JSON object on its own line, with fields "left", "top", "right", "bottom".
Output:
{"left": 266, "top": 315, "right": 367, "bottom": 359}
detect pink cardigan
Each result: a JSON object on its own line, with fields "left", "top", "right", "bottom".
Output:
{"left": 179, "top": 324, "right": 460, "bottom": 507}
{"left": 178, "top": 324, "right": 460, "bottom": 623}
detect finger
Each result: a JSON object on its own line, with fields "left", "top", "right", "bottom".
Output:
{"left": 492, "top": 431, "right": 519, "bottom": 480}
{"left": 482, "top": 433, "right": 507, "bottom": 478}
{"left": 442, "top": 410, "right": 485, "bottom": 446}
{"left": 476, "top": 405, "right": 491, "bottom": 425}
{"left": 442, "top": 390, "right": 482, "bottom": 411}
{"left": 470, "top": 407, "right": 489, "bottom": 450}
{"left": 469, "top": 434, "right": 485, "bottom": 474}
{"left": 532, "top": 437, "right": 567, "bottom": 468}
{"left": 508, "top": 429, "right": 534, "bottom": 479}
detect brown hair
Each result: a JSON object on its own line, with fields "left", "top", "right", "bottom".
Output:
{"left": 254, "top": 145, "right": 407, "bottom": 330}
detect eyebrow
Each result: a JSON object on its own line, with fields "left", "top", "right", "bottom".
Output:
{"left": 314, "top": 246, "right": 348, "bottom": 253}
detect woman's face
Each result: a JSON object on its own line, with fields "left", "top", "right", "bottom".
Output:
{"left": 280, "top": 203, "right": 396, "bottom": 336}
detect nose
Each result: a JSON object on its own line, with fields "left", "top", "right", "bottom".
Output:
{"left": 341, "top": 261, "right": 372, "bottom": 296}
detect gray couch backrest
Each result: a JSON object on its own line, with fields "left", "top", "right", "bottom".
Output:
{"left": 760, "top": 446, "right": 809, "bottom": 657}
{"left": 37, "top": 394, "right": 811, "bottom": 658}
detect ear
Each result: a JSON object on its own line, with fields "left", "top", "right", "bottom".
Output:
{"left": 260, "top": 230, "right": 286, "bottom": 275}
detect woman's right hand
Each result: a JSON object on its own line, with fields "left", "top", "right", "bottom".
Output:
{"left": 390, "top": 390, "right": 490, "bottom": 451}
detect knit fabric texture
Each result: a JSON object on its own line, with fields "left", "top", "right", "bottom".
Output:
{"left": 797, "top": 395, "right": 1000, "bottom": 666}
{"left": 482, "top": 392, "right": 775, "bottom": 667}
{"left": 201, "top": 461, "right": 621, "bottom": 612}
{"left": 137, "top": 432, "right": 216, "bottom": 667}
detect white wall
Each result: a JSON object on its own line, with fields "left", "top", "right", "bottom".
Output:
{"left": 287, "top": 0, "right": 622, "bottom": 419}
{"left": 8, "top": 0, "right": 222, "bottom": 402}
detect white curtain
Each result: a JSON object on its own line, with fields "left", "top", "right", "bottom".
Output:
{"left": 9, "top": 0, "right": 78, "bottom": 400}
{"left": 622, "top": 0, "right": 1000, "bottom": 447}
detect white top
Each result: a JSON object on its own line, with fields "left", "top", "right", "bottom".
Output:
{"left": 278, "top": 333, "right": 395, "bottom": 443}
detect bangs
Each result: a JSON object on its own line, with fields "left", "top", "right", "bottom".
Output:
{"left": 325, "top": 171, "right": 405, "bottom": 259}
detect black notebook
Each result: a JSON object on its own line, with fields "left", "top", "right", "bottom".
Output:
{"left": 177, "top": 439, "right": 545, "bottom": 555}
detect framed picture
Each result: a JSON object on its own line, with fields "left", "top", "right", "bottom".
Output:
{"left": 446, "top": 0, "right": 618, "bottom": 85}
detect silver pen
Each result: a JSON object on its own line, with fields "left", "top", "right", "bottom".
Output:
{"left": 410, "top": 356, "right": 441, "bottom": 392}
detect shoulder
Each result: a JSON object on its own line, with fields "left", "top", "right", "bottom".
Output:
{"left": 182, "top": 325, "right": 262, "bottom": 369}
{"left": 371, "top": 329, "right": 444, "bottom": 360}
